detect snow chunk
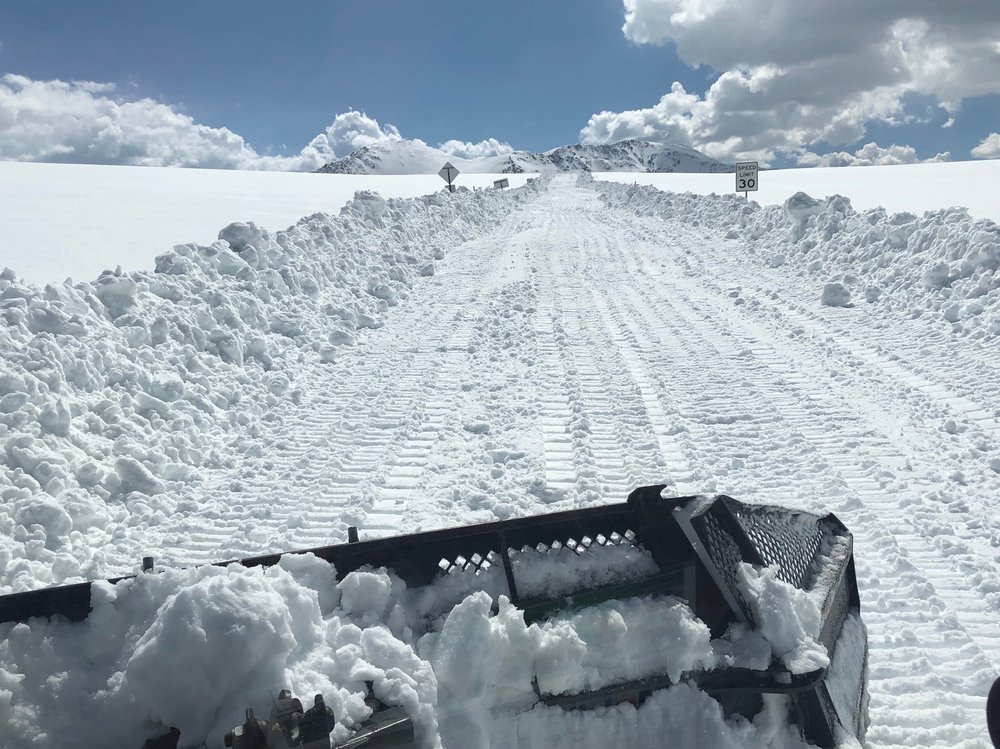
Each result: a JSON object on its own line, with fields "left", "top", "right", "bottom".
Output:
{"left": 13, "top": 494, "right": 73, "bottom": 550}
{"left": 338, "top": 567, "right": 401, "bottom": 627}
{"left": 124, "top": 570, "right": 303, "bottom": 741}
{"left": 148, "top": 372, "right": 185, "bottom": 402}
{"left": 923, "top": 262, "right": 953, "bottom": 290}
{"left": 736, "top": 563, "right": 829, "bottom": 673}
{"left": 821, "top": 282, "right": 852, "bottom": 308}
{"left": 463, "top": 419, "right": 491, "bottom": 434}
{"left": 784, "top": 192, "right": 824, "bottom": 240}
{"left": 92, "top": 274, "right": 137, "bottom": 318}
{"left": 114, "top": 456, "right": 165, "bottom": 495}
{"left": 218, "top": 221, "right": 267, "bottom": 253}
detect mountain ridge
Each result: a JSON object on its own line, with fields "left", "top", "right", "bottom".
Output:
{"left": 316, "top": 138, "right": 734, "bottom": 175}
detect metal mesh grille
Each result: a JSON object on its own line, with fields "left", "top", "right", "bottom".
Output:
{"left": 698, "top": 510, "right": 754, "bottom": 621}
{"left": 734, "top": 507, "right": 824, "bottom": 588}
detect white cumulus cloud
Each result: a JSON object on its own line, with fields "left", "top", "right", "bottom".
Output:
{"left": 305, "top": 109, "right": 402, "bottom": 161}
{"left": 0, "top": 74, "right": 402, "bottom": 171}
{"left": 971, "top": 132, "right": 1000, "bottom": 159}
{"left": 437, "top": 138, "right": 514, "bottom": 159}
{"left": 797, "top": 142, "right": 950, "bottom": 168}
{"left": 583, "top": 1, "right": 1000, "bottom": 163}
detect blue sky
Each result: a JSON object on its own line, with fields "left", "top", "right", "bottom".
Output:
{"left": 1, "top": 0, "right": 999, "bottom": 168}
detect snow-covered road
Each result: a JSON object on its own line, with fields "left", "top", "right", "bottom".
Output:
{"left": 150, "top": 174, "right": 998, "bottom": 747}
{"left": 3, "top": 174, "right": 999, "bottom": 748}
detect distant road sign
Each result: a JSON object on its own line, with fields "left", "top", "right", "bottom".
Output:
{"left": 736, "top": 162, "right": 758, "bottom": 193}
{"left": 493, "top": 178, "right": 509, "bottom": 189}
{"left": 438, "top": 162, "right": 460, "bottom": 185}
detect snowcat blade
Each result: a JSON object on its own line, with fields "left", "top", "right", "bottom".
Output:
{"left": 0, "top": 485, "right": 867, "bottom": 748}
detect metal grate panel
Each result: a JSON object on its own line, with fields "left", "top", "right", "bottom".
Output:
{"left": 698, "top": 509, "right": 755, "bottom": 623}
{"left": 734, "top": 507, "right": 825, "bottom": 589}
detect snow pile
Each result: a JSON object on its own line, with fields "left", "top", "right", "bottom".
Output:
{"left": 593, "top": 178, "right": 1000, "bottom": 339}
{"left": 0, "top": 551, "right": 826, "bottom": 749}
{"left": 0, "top": 180, "right": 546, "bottom": 593}
{"left": 0, "top": 556, "right": 437, "bottom": 748}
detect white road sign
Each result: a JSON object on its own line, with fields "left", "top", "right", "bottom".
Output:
{"left": 736, "top": 162, "right": 758, "bottom": 193}
{"left": 438, "top": 162, "right": 460, "bottom": 184}
{"left": 493, "top": 178, "right": 509, "bottom": 189}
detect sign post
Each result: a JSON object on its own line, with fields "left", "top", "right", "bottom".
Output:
{"left": 438, "top": 162, "right": 460, "bottom": 193}
{"left": 735, "top": 162, "right": 758, "bottom": 199}
{"left": 493, "top": 178, "right": 509, "bottom": 190}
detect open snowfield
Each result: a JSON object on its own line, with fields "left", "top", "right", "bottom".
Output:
{"left": 0, "top": 161, "right": 532, "bottom": 286}
{"left": 1, "top": 167, "right": 1000, "bottom": 748}
{"left": 595, "top": 161, "right": 1000, "bottom": 224}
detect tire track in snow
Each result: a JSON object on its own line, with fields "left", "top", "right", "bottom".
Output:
{"left": 355, "top": 307, "right": 482, "bottom": 539}
{"left": 530, "top": 194, "right": 677, "bottom": 506}
{"left": 148, "top": 224, "right": 518, "bottom": 563}
{"left": 153, "top": 289, "right": 459, "bottom": 561}
{"left": 569, "top": 294, "right": 672, "bottom": 495}
{"left": 586, "top": 288, "right": 700, "bottom": 495}
{"left": 531, "top": 302, "right": 585, "bottom": 504}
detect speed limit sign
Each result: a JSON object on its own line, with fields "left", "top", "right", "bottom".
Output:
{"left": 736, "top": 162, "right": 758, "bottom": 195}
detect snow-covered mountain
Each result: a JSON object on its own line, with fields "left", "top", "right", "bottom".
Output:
{"left": 316, "top": 138, "right": 734, "bottom": 175}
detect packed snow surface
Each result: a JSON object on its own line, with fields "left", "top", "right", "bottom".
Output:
{"left": 0, "top": 161, "right": 531, "bottom": 285}
{"left": 2, "top": 170, "right": 1000, "bottom": 748}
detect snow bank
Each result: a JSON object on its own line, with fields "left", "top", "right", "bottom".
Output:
{"left": 594, "top": 161, "right": 1000, "bottom": 224}
{"left": 593, "top": 178, "right": 1000, "bottom": 341}
{"left": 0, "top": 180, "right": 546, "bottom": 592}
{"left": 0, "top": 161, "right": 535, "bottom": 286}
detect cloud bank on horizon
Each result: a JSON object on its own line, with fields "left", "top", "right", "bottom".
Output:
{"left": 580, "top": 0, "right": 1000, "bottom": 165}
{"left": 0, "top": 73, "right": 513, "bottom": 171}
